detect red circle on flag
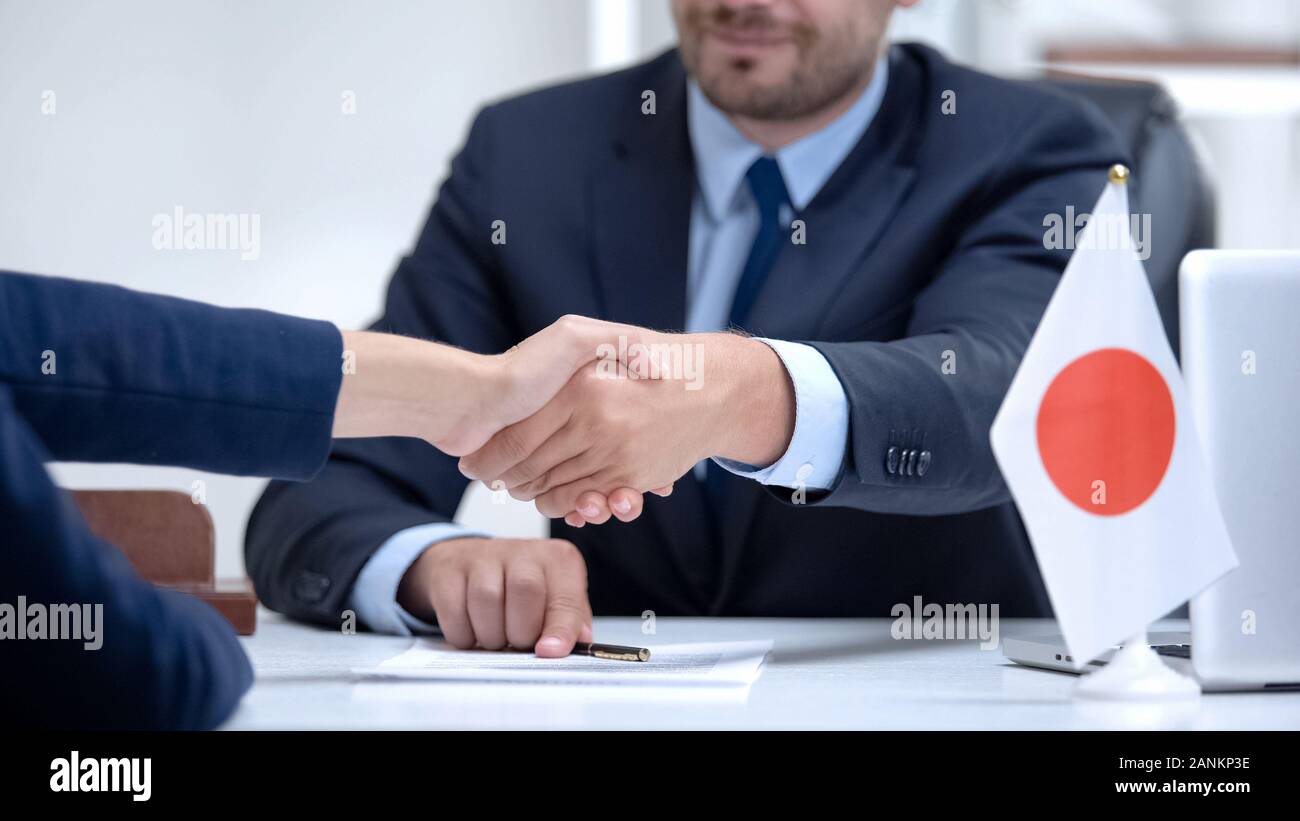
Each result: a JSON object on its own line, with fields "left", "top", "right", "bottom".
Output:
{"left": 1036, "top": 347, "right": 1175, "bottom": 516}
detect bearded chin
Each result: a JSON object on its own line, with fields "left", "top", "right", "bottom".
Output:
{"left": 698, "top": 59, "right": 866, "bottom": 121}
{"left": 703, "top": 72, "right": 808, "bottom": 120}
{"left": 688, "top": 25, "right": 876, "bottom": 121}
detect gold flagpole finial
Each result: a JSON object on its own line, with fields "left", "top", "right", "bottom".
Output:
{"left": 1108, "top": 164, "right": 1130, "bottom": 185}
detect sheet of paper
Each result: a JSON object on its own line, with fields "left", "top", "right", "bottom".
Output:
{"left": 355, "top": 639, "right": 772, "bottom": 687}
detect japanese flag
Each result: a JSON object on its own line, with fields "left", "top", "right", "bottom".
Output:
{"left": 990, "top": 168, "right": 1237, "bottom": 667}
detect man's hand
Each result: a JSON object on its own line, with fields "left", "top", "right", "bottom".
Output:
{"left": 424, "top": 315, "right": 672, "bottom": 457}
{"left": 459, "top": 332, "right": 796, "bottom": 519}
{"left": 397, "top": 536, "right": 592, "bottom": 657}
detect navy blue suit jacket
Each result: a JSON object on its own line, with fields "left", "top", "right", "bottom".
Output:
{"left": 247, "top": 44, "right": 1127, "bottom": 621}
{"left": 0, "top": 271, "right": 342, "bottom": 729}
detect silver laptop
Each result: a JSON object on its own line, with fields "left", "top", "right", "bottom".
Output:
{"left": 1004, "top": 250, "right": 1300, "bottom": 691}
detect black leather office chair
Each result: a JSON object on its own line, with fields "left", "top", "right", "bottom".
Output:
{"left": 1038, "top": 73, "right": 1216, "bottom": 359}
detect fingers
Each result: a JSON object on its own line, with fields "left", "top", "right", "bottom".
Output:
{"left": 605, "top": 487, "right": 644, "bottom": 522}
{"left": 504, "top": 557, "right": 547, "bottom": 649}
{"left": 562, "top": 487, "right": 660, "bottom": 525}
{"left": 535, "top": 543, "right": 590, "bottom": 658}
{"left": 423, "top": 539, "right": 590, "bottom": 654}
{"left": 514, "top": 448, "right": 604, "bottom": 501}
{"left": 459, "top": 398, "right": 568, "bottom": 484}
{"left": 573, "top": 491, "right": 612, "bottom": 524}
{"left": 580, "top": 597, "right": 594, "bottom": 644}
{"left": 429, "top": 565, "right": 473, "bottom": 649}
{"left": 535, "top": 471, "right": 618, "bottom": 518}
{"left": 563, "top": 511, "right": 587, "bottom": 528}
{"left": 496, "top": 427, "right": 590, "bottom": 495}
{"left": 465, "top": 560, "right": 506, "bottom": 650}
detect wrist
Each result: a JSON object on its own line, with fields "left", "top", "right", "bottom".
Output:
{"left": 417, "top": 346, "right": 500, "bottom": 443}
{"left": 396, "top": 542, "right": 439, "bottom": 622}
{"left": 705, "top": 334, "right": 796, "bottom": 466}
{"left": 335, "top": 331, "right": 495, "bottom": 445}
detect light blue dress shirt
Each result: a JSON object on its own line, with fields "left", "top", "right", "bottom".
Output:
{"left": 349, "top": 56, "right": 889, "bottom": 635}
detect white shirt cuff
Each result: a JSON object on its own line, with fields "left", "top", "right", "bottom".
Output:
{"left": 712, "top": 338, "right": 848, "bottom": 490}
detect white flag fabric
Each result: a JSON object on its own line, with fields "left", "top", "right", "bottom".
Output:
{"left": 990, "top": 175, "right": 1237, "bottom": 667}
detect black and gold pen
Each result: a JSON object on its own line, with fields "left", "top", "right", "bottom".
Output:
{"left": 572, "top": 641, "right": 651, "bottom": 662}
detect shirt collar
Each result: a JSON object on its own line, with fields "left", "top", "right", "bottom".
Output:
{"left": 687, "top": 53, "right": 889, "bottom": 221}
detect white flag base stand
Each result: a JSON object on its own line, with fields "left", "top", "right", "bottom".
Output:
{"left": 1073, "top": 632, "right": 1200, "bottom": 701}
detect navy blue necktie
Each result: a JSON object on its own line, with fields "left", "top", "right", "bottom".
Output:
{"left": 728, "top": 156, "right": 792, "bottom": 330}
{"left": 704, "top": 156, "right": 792, "bottom": 520}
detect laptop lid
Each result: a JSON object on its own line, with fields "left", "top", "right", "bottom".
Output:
{"left": 1181, "top": 250, "right": 1300, "bottom": 688}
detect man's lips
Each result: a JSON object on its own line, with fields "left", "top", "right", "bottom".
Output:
{"left": 703, "top": 25, "right": 795, "bottom": 52}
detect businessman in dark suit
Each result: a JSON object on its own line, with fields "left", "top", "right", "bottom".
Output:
{"left": 1, "top": 269, "right": 639, "bottom": 728}
{"left": 246, "top": 0, "right": 1127, "bottom": 647}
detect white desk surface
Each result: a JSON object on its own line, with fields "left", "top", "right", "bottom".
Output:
{"left": 227, "top": 611, "right": 1300, "bottom": 730}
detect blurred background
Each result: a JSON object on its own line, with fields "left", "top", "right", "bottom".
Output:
{"left": 2, "top": 0, "right": 1298, "bottom": 577}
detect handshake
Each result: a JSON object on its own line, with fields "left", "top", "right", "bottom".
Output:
{"left": 332, "top": 315, "right": 796, "bottom": 655}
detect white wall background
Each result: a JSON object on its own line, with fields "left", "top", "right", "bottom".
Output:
{"left": 1, "top": 0, "right": 595, "bottom": 576}
{"left": 4, "top": 0, "right": 1297, "bottom": 577}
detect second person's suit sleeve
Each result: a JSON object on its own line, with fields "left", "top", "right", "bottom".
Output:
{"left": 0, "top": 385, "right": 253, "bottom": 730}
{"left": 0, "top": 270, "right": 343, "bottom": 480}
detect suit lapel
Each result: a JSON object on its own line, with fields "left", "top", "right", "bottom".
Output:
{"left": 589, "top": 61, "right": 693, "bottom": 333}
{"left": 710, "top": 48, "right": 926, "bottom": 613}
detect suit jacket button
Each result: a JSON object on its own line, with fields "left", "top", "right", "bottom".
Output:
{"left": 917, "top": 450, "right": 932, "bottom": 477}
{"left": 885, "top": 446, "right": 900, "bottom": 475}
{"left": 903, "top": 448, "right": 916, "bottom": 476}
